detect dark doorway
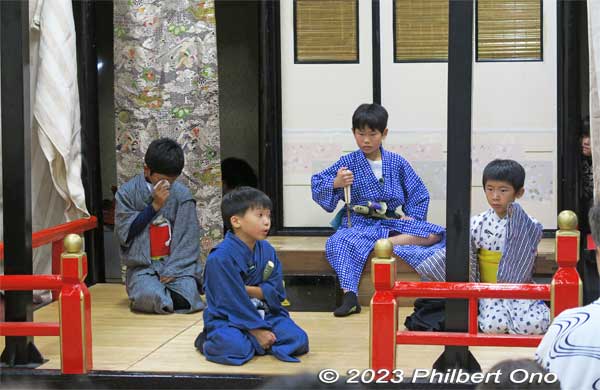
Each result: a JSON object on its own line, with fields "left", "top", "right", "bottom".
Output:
{"left": 94, "top": 0, "right": 119, "bottom": 282}
{"left": 215, "top": 0, "right": 261, "bottom": 182}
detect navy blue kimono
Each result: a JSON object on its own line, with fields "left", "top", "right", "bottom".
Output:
{"left": 201, "top": 232, "right": 309, "bottom": 365}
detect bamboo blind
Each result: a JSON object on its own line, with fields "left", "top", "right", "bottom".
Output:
{"left": 477, "top": 0, "right": 542, "bottom": 60}
{"left": 295, "top": 0, "right": 358, "bottom": 62}
{"left": 394, "top": 0, "right": 448, "bottom": 62}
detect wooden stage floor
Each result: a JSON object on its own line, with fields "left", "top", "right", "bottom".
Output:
{"left": 1, "top": 284, "right": 537, "bottom": 376}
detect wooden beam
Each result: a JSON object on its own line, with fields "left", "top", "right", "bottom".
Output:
{"left": 0, "top": 0, "right": 43, "bottom": 367}
{"left": 434, "top": 0, "right": 480, "bottom": 372}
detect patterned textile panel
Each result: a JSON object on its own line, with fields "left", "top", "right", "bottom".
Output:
{"left": 114, "top": 0, "right": 222, "bottom": 259}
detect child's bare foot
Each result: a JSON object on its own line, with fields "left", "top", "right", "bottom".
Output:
{"left": 249, "top": 329, "right": 276, "bottom": 350}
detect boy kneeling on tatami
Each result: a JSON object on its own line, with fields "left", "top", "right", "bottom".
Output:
{"left": 195, "top": 187, "right": 309, "bottom": 365}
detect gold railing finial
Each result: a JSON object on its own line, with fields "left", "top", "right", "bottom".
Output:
{"left": 557, "top": 210, "right": 578, "bottom": 231}
{"left": 374, "top": 239, "right": 393, "bottom": 259}
{"left": 64, "top": 234, "right": 83, "bottom": 254}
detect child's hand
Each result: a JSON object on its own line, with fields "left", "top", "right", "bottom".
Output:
{"left": 160, "top": 275, "right": 175, "bottom": 284}
{"left": 152, "top": 180, "right": 170, "bottom": 211}
{"left": 246, "top": 285, "right": 264, "bottom": 300}
{"left": 333, "top": 167, "right": 354, "bottom": 189}
{"left": 249, "top": 328, "right": 276, "bottom": 350}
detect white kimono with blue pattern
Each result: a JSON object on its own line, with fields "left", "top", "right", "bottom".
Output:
{"left": 311, "top": 147, "right": 445, "bottom": 293}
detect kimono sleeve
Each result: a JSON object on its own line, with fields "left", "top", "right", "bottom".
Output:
{"left": 205, "top": 253, "right": 271, "bottom": 331}
{"left": 311, "top": 159, "right": 345, "bottom": 212}
{"left": 162, "top": 199, "right": 201, "bottom": 278}
{"left": 535, "top": 320, "right": 560, "bottom": 370}
{"left": 469, "top": 236, "right": 480, "bottom": 282}
{"left": 115, "top": 188, "right": 143, "bottom": 248}
{"left": 399, "top": 159, "right": 430, "bottom": 221}
{"left": 469, "top": 216, "right": 481, "bottom": 282}
{"left": 259, "top": 254, "right": 286, "bottom": 314}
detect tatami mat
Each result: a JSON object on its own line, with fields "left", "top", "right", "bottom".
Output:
{"left": 1, "top": 283, "right": 536, "bottom": 375}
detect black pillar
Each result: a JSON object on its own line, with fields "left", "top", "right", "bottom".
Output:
{"left": 557, "top": 0, "right": 583, "bottom": 217}
{"left": 0, "top": 0, "right": 43, "bottom": 366}
{"left": 73, "top": 0, "right": 105, "bottom": 285}
{"left": 258, "top": 0, "right": 283, "bottom": 231}
{"left": 371, "top": 0, "right": 381, "bottom": 104}
{"left": 433, "top": 0, "right": 480, "bottom": 371}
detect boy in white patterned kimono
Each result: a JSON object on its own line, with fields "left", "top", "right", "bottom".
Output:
{"left": 470, "top": 159, "right": 550, "bottom": 335}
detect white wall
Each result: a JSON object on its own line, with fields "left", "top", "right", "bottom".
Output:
{"left": 282, "top": 0, "right": 558, "bottom": 229}
{"left": 281, "top": 0, "right": 373, "bottom": 227}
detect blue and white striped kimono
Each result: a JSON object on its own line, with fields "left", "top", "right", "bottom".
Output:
{"left": 311, "top": 147, "right": 445, "bottom": 293}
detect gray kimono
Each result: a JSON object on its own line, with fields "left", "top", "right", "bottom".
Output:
{"left": 115, "top": 174, "right": 204, "bottom": 314}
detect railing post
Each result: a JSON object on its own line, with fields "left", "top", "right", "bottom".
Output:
{"left": 59, "top": 234, "right": 92, "bottom": 374}
{"left": 552, "top": 210, "right": 582, "bottom": 318}
{"left": 370, "top": 239, "right": 397, "bottom": 375}
{"left": 51, "top": 240, "right": 63, "bottom": 301}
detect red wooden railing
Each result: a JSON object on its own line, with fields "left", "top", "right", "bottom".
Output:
{"left": 588, "top": 233, "right": 597, "bottom": 250}
{"left": 0, "top": 217, "right": 97, "bottom": 374}
{"left": 370, "top": 211, "right": 583, "bottom": 374}
{"left": 0, "top": 217, "right": 97, "bottom": 300}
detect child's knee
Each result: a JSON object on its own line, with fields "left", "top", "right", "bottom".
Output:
{"left": 478, "top": 300, "right": 510, "bottom": 334}
{"left": 205, "top": 328, "right": 254, "bottom": 359}
{"left": 130, "top": 290, "right": 171, "bottom": 314}
{"left": 286, "top": 323, "right": 308, "bottom": 345}
{"left": 479, "top": 315, "right": 510, "bottom": 334}
{"left": 511, "top": 311, "right": 550, "bottom": 335}
{"left": 296, "top": 327, "right": 309, "bottom": 348}
{"left": 326, "top": 231, "right": 354, "bottom": 252}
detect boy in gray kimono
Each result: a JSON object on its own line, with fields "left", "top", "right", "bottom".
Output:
{"left": 115, "top": 138, "right": 204, "bottom": 314}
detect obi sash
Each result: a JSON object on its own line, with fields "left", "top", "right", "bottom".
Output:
{"left": 150, "top": 217, "right": 171, "bottom": 260}
{"left": 478, "top": 249, "right": 501, "bottom": 283}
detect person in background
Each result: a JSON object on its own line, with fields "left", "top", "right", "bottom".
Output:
{"left": 536, "top": 204, "right": 600, "bottom": 389}
{"left": 221, "top": 157, "right": 258, "bottom": 194}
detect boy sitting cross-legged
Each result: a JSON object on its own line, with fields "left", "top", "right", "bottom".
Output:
{"left": 195, "top": 187, "right": 309, "bottom": 365}
{"left": 311, "top": 103, "right": 445, "bottom": 317}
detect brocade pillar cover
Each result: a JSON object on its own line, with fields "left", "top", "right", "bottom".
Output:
{"left": 114, "top": 0, "right": 222, "bottom": 258}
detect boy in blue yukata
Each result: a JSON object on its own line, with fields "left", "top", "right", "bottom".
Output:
{"left": 311, "top": 103, "right": 445, "bottom": 317}
{"left": 115, "top": 138, "right": 204, "bottom": 314}
{"left": 195, "top": 187, "right": 309, "bottom": 365}
{"left": 420, "top": 159, "right": 550, "bottom": 334}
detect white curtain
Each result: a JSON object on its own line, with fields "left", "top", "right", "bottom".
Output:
{"left": 588, "top": 0, "right": 600, "bottom": 204}
{"left": 1, "top": 1, "right": 87, "bottom": 304}
{"left": 32, "top": 0, "right": 88, "bottom": 220}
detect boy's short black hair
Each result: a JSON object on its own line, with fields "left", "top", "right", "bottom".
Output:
{"left": 144, "top": 138, "right": 184, "bottom": 176}
{"left": 352, "top": 103, "right": 388, "bottom": 133}
{"left": 482, "top": 159, "right": 526, "bottom": 191}
{"left": 222, "top": 186, "right": 272, "bottom": 232}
